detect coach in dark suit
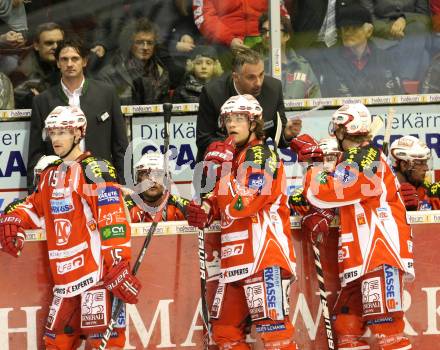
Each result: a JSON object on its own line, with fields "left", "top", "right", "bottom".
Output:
{"left": 27, "top": 38, "right": 128, "bottom": 189}
{"left": 196, "top": 47, "right": 300, "bottom": 162}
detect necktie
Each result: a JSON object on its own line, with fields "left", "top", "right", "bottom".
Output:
{"left": 318, "top": 0, "right": 338, "bottom": 47}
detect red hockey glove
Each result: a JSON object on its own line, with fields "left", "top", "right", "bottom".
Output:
{"left": 290, "top": 134, "right": 323, "bottom": 162}
{"left": 103, "top": 260, "right": 142, "bottom": 304}
{"left": 301, "top": 207, "right": 335, "bottom": 245}
{"left": 399, "top": 182, "right": 419, "bottom": 209}
{"left": 187, "top": 200, "right": 212, "bottom": 229}
{"left": 0, "top": 215, "right": 26, "bottom": 257}
{"left": 204, "top": 136, "right": 236, "bottom": 165}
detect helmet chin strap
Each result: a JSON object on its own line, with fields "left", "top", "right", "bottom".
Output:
{"left": 58, "top": 134, "right": 81, "bottom": 160}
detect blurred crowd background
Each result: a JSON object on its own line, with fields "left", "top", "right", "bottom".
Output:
{"left": 1, "top": 0, "right": 440, "bottom": 111}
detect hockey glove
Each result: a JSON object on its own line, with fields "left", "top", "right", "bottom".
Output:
{"left": 103, "top": 260, "right": 142, "bottom": 304}
{"left": 187, "top": 200, "right": 212, "bottom": 229}
{"left": 0, "top": 215, "right": 26, "bottom": 257}
{"left": 290, "top": 134, "right": 323, "bottom": 162}
{"left": 204, "top": 136, "right": 236, "bottom": 165}
{"left": 301, "top": 207, "right": 335, "bottom": 245}
{"left": 399, "top": 182, "right": 419, "bottom": 210}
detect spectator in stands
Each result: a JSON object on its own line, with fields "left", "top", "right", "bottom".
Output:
{"left": 173, "top": 45, "right": 223, "bottom": 103}
{"left": 11, "top": 22, "right": 63, "bottom": 108}
{"left": 318, "top": 3, "right": 403, "bottom": 97}
{"left": 360, "top": 0, "right": 431, "bottom": 89}
{"left": 0, "top": 72, "right": 14, "bottom": 108}
{"left": 196, "top": 46, "right": 300, "bottom": 162}
{"left": 97, "top": 18, "right": 170, "bottom": 105}
{"left": 0, "top": 0, "right": 28, "bottom": 74}
{"left": 389, "top": 135, "right": 440, "bottom": 210}
{"left": 27, "top": 37, "right": 128, "bottom": 190}
{"left": 161, "top": 0, "right": 207, "bottom": 88}
{"left": 422, "top": 52, "right": 440, "bottom": 92}
{"left": 192, "top": 0, "right": 289, "bottom": 69}
{"left": 431, "top": 0, "right": 440, "bottom": 54}
{"left": 256, "top": 13, "right": 321, "bottom": 99}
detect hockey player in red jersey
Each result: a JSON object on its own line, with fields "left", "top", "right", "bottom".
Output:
{"left": 124, "top": 152, "right": 190, "bottom": 222}
{"left": 187, "top": 94, "right": 297, "bottom": 350}
{"left": 297, "top": 103, "right": 414, "bottom": 350}
{"left": 389, "top": 135, "right": 440, "bottom": 210}
{"left": 3, "top": 154, "right": 61, "bottom": 214}
{"left": 0, "top": 106, "right": 141, "bottom": 350}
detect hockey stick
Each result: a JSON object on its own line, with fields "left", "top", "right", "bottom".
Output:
{"left": 198, "top": 218, "right": 210, "bottom": 349}
{"left": 312, "top": 242, "right": 335, "bottom": 350}
{"left": 382, "top": 107, "right": 395, "bottom": 156}
{"left": 98, "top": 103, "right": 173, "bottom": 350}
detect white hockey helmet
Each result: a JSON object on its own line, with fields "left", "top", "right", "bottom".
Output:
{"left": 219, "top": 94, "right": 263, "bottom": 128}
{"left": 43, "top": 106, "right": 87, "bottom": 140}
{"left": 134, "top": 152, "right": 164, "bottom": 182}
{"left": 329, "top": 103, "right": 371, "bottom": 136}
{"left": 389, "top": 135, "right": 431, "bottom": 167}
{"left": 319, "top": 137, "right": 340, "bottom": 155}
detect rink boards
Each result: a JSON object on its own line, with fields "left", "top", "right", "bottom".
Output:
{"left": 0, "top": 212, "right": 440, "bottom": 349}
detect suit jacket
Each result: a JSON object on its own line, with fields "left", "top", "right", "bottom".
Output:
{"left": 27, "top": 78, "right": 129, "bottom": 189}
{"left": 196, "top": 73, "right": 286, "bottom": 162}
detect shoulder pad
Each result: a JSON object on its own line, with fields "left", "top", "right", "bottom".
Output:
{"left": 124, "top": 195, "right": 137, "bottom": 210}
{"left": 340, "top": 145, "right": 381, "bottom": 174}
{"left": 289, "top": 188, "right": 308, "bottom": 206}
{"left": 427, "top": 182, "right": 440, "bottom": 198}
{"left": 244, "top": 144, "right": 279, "bottom": 175}
{"left": 4, "top": 198, "right": 26, "bottom": 214}
{"left": 80, "top": 156, "right": 118, "bottom": 184}
{"left": 169, "top": 195, "right": 190, "bottom": 215}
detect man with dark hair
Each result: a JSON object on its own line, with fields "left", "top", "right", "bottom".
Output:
{"left": 195, "top": 46, "right": 300, "bottom": 162}
{"left": 11, "top": 22, "right": 64, "bottom": 108}
{"left": 27, "top": 37, "right": 129, "bottom": 190}
{"left": 97, "top": 17, "right": 170, "bottom": 105}
{"left": 188, "top": 95, "right": 298, "bottom": 350}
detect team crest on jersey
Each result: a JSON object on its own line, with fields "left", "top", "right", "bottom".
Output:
{"left": 220, "top": 211, "right": 233, "bottom": 228}
{"left": 54, "top": 219, "right": 73, "bottom": 246}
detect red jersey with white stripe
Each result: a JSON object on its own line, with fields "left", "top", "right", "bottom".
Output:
{"left": 124, "top": 194, "right": 189, "bottom": 222}
{"left": 208, "top": 139, "right": 296, "bottom": 284}
{"left": 304, "top": 144, "right": 414, "bottom": 287}
{"left": 415, "top": 181, "right": 440, "bottom": 210}
{"left": 10, "top": 153, "right": 131, "bottom": 297}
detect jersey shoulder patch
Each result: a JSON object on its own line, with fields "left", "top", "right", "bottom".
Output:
{"left": 244, "top": 144, "right": 279, "bottom": 176}
{"left": 4, "top": 198, "right": 26, "bottom": 214}
{"left": 340, "top": 145, "right": 381, "bottom": 174}
{"left": 124, "top": 195, "right": 137, "bottom": 210}
{"left": 80, "top": 156, "right": 118, "bottom": 184}
{"left": 168, "top": 195, "right": 190, "bottom": 215}
{"left": 289, "top": 188, "right": 308, "bottom": 206}
{"left": 427, "top": 182, "right": 440, "bottom": 198}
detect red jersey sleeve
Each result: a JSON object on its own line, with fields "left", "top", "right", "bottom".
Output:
{"left": 217, "top": 144, "right": 283, "bottom": 218}
{"left": 80, "top": 158, "right": 132, "bottom": 269}
{"left": 304, "top": 145, "right": 384, "bottom": 208}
